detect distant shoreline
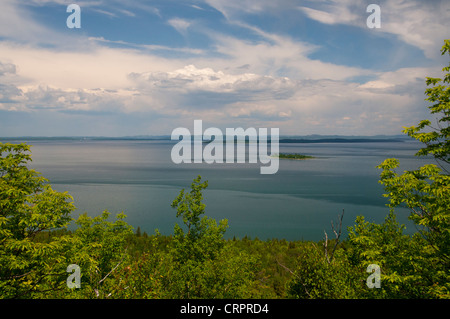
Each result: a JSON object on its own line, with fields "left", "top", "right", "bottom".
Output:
{"left": 0, "top": 136, "right": 407, "bottom": 144}
{"left": 277, "top": 138, "right": 404, "bottom": 143}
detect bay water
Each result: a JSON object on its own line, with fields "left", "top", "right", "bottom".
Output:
{"left": 14, "top": 138, "right": 432, "bottom": 241}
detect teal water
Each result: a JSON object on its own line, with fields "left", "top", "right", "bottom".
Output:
{"left": 16, "top": 139, "right": 432, "bottom": 241}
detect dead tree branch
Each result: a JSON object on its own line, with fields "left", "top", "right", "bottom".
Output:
{"left": 323, "top": 209, "right": 344, "bottom": 264}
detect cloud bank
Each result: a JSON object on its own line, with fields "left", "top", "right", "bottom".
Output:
{"left": 0, "top": 0, "right": 449, "bottom": 136}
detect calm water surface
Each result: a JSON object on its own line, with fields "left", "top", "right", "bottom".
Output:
{"left": 16, "top": 139, "right": 433, "bottom": 241}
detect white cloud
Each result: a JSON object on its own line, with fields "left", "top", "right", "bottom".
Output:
{"left": 299, "top": 6, "right": 357, "bottom": 25}
{"left": 0, "top": 41, "right": 180, "bottom": 90}
{"left": 0, "top": 31, "right": 434, "bottom": 135}
{"left": 0, "top": 0, "right": 57, "bottom": 44}
{"left": 380, "top": 1, "right": 450, "bottom": 59}
{"left": 0, "top": 62, "right": 16, "bottom": 76}
{"left": 358, "top": 67, "right": 432, "bottom": 91}
{"left": 209, "top": 30, "right": 368, "bottom": 81}
{"left": 204, "top": 0, "right": 298, "bottom": 20}
{"left": 130, "top": 64, "right": 296, "bottom": 95}
{"left": 0, "top": 0, "right": 446, "bottom": 136}
{"left": 298, "top": 0, "right": 450, "bottom": 59}
{"left": 167, "top": 18, "right": 192, "bottom": 34}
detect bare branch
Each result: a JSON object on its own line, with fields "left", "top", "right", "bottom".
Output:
{"left": 276, "top": 259, "right": 311, "bottom": 298}
{"left": 323, "top": 210, "right": 344, "bottom": 264}
{"left": 323, "top": 230, "right": 329, "bottom": 263}
{"left": 98, "top": 249, "right": 127, "bottom": 285}
{"left": 329, "top": 210, "right": 344, "bottom": 264}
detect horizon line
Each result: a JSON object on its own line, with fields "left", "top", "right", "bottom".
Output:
{"left": 0, "top": 134, "right": 410, "bottom": 140}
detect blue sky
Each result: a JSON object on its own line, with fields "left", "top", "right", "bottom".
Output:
{"left": 0, "top": 0, "right": 449, "bottom": 136}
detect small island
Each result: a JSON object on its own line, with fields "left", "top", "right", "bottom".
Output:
{"left": 274, "top": 153, "right": 315, "bottom": 160}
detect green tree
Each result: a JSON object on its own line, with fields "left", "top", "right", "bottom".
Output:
{"left": 0, "top": 143, "right": 75, "bottom": 298}
{"left": 68, "top": 210, "right": 133, "bottom": 298}
{"left": 396, "top": 39, "right": 450, "bottom": 259}
{"left": 287, "top": 40, "right": 450, "bottom": 300}
{"left": 107, "top": 234, "right": 167, "bottom": 299}
{"left": 350, "top": 40, "right": 450, "bottom": 298}
{"left": 347, "top": 213, "right": 418, "bottom": 298}
{"left": 0, "top": 142, "right": 134, "bottom": 299}
{"left": 166, "top": 176, "right": 228, "bottom": 298}
{"left": 403, "top": 39, "right": 450, "bottom": 168}
{"left": 286, "top": 242, "right": 364, "bottom": 299}
{"left": 161, "top": 175, "right": 259, "bottom": 298}
{"left": 286, "top": 213, "right": 365, "bottom": 299}
{"left": 170, "top": 175, "right": 228, "bottom": 264}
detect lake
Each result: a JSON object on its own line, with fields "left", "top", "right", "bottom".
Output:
{"left": 5, "top": 138, "right": 433, "bottom": 241}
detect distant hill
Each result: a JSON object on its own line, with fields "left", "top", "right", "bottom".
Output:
{"left": 1, "top": 135, "right": 408, "bottom": 143}
{"left": 278, "top": 137, "right": 406, "bottom": 143}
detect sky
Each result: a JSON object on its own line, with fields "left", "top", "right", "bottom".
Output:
{"left": 0, "top": 0, "right": 449, "bottom": 137}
